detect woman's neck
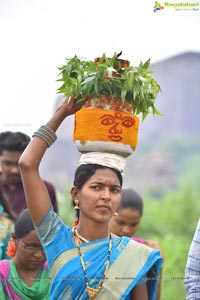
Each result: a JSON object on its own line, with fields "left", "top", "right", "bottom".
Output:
{"left": 12, "top": 258, "right": 43, "bottom": 287}
{"left": 76, "top": 219, "right": 110, "bottom": 242}
{"left": 12, "top": 257, "right": 43, "bottom": 275}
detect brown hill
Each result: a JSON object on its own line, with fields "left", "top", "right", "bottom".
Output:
{"left": 139, "top": 51, "right": 200, "bottom": 141}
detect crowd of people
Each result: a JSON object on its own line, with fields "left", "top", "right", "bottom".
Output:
{"left": 0, "top": 96, "right": 199, "bottom": 299}
{"left": 0, "top": 131, "right": 56, "bottom": 299}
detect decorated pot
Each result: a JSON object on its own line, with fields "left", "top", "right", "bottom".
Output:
{"left": 73, "top": 96, "right": 139, "bottom": 158}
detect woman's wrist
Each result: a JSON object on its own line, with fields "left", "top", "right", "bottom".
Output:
{"left": 46, "top": 104, "right": 70, "bottom": 131}
{"left": 32, "top": 125, "right": 57, "bottom": 148}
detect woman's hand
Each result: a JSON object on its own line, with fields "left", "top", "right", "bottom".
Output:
{"left": 46, "top": 96, "right": 87, "bottom": 133}
{"left": 58, "top": 96, "right": 86, "bottom": 117}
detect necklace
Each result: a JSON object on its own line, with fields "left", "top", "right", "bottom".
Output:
{"left": 73, "top": 228, "right": 90, "bottom": 244}
{"left": 73, "top": 228, "right": 112, "bottom": 299}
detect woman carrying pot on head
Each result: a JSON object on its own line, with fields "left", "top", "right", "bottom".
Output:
{"left": 0, "top": 208, "right": 50, "bottom": 300}
{"left": 18, "top": 96, "right": 162, "bottom": 300}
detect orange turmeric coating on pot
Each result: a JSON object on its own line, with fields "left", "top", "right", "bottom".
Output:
{"left": 73, "top": 109, "right": 139, "bottom": 149}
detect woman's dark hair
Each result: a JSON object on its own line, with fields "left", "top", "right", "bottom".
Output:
{"left": 14, "top": 208, "right": 35, "bottom": 239}
{"left": 0, "top": 187, "right": 17, "bottom": 222}
{"left": 73, "top": 164, "right": 123, "bottom": 189}
{"left": 72, "top": 164, "right": 123, "bottom": 217}
{"left": 117, "top": 188, "right": 143, "bottom": 215}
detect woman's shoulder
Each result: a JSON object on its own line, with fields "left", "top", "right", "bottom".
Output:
{"left": 0, "top": 259, "right": 10, "bottom": 277}
{"left": 36, "top": 206, "right": 72, "bottom": 248}
{"left": 36, "top": 206, "right": 69, "bottom": 233}
{"left": 0, "top": 259, "right": 9, "bottom": 265}
{"left": 132, "top": 236, "right": 145, "bottom": 244}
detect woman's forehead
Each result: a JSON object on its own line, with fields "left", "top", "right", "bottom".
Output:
{"left": 88, "top": 168, "right": 120, "bottom": 183}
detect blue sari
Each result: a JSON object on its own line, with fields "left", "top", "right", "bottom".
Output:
{"left": 36, "top": 207, "right": 162, "bottom": 300}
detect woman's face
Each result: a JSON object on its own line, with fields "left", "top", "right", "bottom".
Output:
{"left": 109, "top": 207, "right": 141, "bottom": 237}
{"left": 73, "top": 168, "right": 121, "bottom": 224}
{"left": 14, "top": 230, "right": 46, "bottom": 270}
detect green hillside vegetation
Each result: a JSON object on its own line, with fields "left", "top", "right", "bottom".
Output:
{"left": 124, "top": 137, "right": 200, "bottom": 198}
{"left": 138, "top": 182, "right": 200, "bottom": 300}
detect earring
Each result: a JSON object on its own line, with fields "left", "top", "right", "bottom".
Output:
{"left": 114, "top": 212, "right": 118, "bottom": 216}
{"left": 6, "top": 239, "right": 17, "bottom": 257}
{"left": 74, "top": 200, "right": 80, "bottom": 210}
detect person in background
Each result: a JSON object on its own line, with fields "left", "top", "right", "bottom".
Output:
{"left": 0, "top": 186, "right": 16, "bottom": 260}
{"left": 109, "top": 187, "right": 163, "bottom": 300}
{"left": 0, "top": 208, "right": 50, "bottom": 300}
{"left": 0, "top": 131, "right": 58, "bottom": 215}
{"left": 18, "top": 96, "right": 162, "bottom": 300}
{"left": 184, "top": 218, "right": 200, "bottom": 300}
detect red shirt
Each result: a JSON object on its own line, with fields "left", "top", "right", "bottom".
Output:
{"left": 3, "top": 180, "right": 58, "bottom": 215}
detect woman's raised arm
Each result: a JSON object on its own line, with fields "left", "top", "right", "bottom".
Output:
{"left": 19, "top": 96, "right": 84, "bottom": 226}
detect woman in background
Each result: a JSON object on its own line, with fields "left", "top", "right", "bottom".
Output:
{"left": 0, "top": 208, "right": 50, "bottom": 300}
{"left": 110, "top": 188, "right": 163, "bottom": 300}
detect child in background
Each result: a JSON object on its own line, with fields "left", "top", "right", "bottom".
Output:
{"left": 109, "top": 188, "right": 163, "bottom": 300}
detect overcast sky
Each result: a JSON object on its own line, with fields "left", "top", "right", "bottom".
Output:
{"left": 0, "top": 0, "right": 199, "bottom": 137}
